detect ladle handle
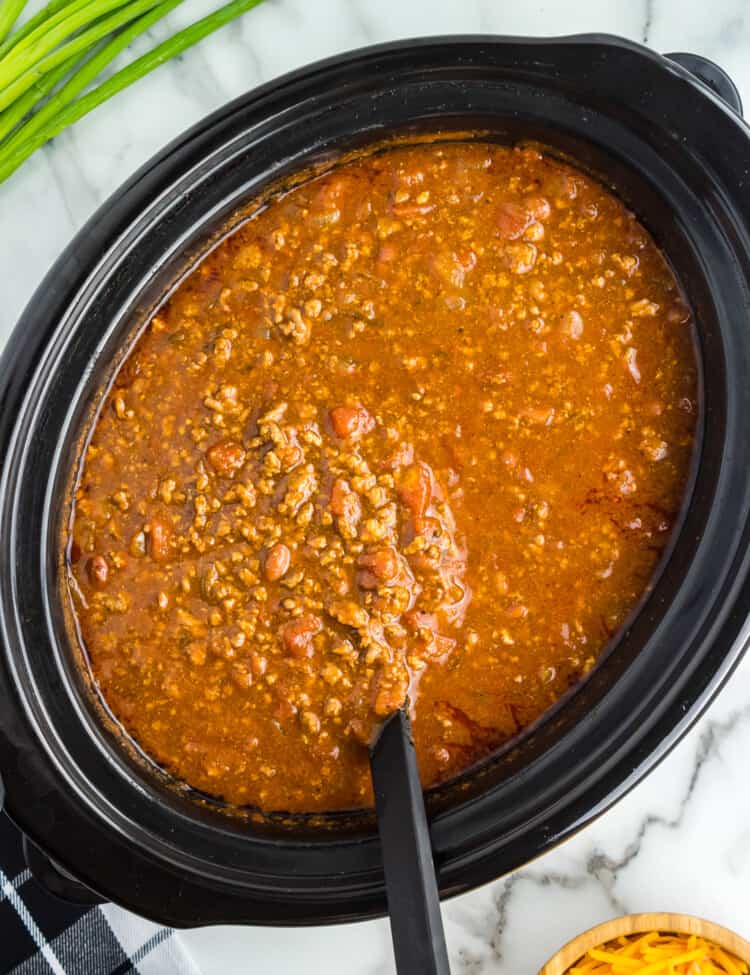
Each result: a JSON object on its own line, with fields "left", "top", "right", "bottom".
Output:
{"left": 370, "top": 707, "right": 451, "bottom": 975}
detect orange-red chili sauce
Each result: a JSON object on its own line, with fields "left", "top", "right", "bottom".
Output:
{"left": 66, "top": 142, "right": 698, "bottom": 813}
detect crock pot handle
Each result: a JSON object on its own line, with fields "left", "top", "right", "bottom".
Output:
{"left": 22, "top": 835, "right": 106, "bottom": 906}
{"left": 665, "top": 52, "right": 744, "bottom": 116}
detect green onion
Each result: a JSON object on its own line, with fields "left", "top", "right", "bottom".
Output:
{"left": 0, "top": 0, "right": 166, "bottom": 111}
{"left": 0, "top": 0, "right": 28, "bottom": 44}
{"left": 1, "top": 0, "right": 136, "bottom": 75}
{"left": 0, "top": 0, "right": 76, "bottom": 60}
{"left": 1, "top": 0, "right": 182, "bottom": 150}
{"left": 0, "top": 0, "right": 266, "bottom": 186}
{"left": 0, "top": 53, "right": 76, "bottom": 143}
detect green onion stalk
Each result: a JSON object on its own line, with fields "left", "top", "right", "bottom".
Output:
{"left": 0, "top": 0, "right": 266, "bottom": 186}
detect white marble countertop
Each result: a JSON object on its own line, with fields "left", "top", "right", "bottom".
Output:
{"left": 3, "top": 1, "right": 750, "bottom": 972}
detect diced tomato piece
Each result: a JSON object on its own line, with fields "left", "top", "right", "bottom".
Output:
{"left": 358, "top": 547, "right": 399, "bottom": 582}
{"left": 207, "top": 440, "right": 246, "bottom": 477}
{"left": 397, "top": 463, "right": 432, "bottom": 525}
{"left": 329, "top": 405, "right": 374, "bottom": 440}
{"left": 280, "top": 615, "right": 321, "bottom": 659}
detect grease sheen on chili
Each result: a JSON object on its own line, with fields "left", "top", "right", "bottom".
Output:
{"left": 66, "top": 141, "right": 698, "bottom": 813}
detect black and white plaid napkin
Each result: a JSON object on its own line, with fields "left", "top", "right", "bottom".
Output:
{"left": 0, "top": 814, "right": 198, "bottom": 975}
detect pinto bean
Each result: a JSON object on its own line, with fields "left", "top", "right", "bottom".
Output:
{"left": 148, "top": 518, "right": 170, "bottom": 561}
{"left": 265, "top": 543, "right": 291, "bottom": 581}
{"left": 432, "top": 248, "right": 477, "bottom": 288}
{"left": 561, "top": 309, "right": 584, "bottom": 339}
{"left": 87, "top": 554, "right": 109, "bottom": 588}
{"left": 525, "top": 195, "right": 551, "bottom": 221}
{"left": 505, "top": 241, "right": 537, "bottom": 274}
{"left": 392, "top": 201, "right": 435, "bottom": 218}
{"left": 496, "top": 201, "right": 531, "bottom": 239}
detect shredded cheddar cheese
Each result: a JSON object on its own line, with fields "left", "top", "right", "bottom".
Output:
{"left": 567, "top": 932, "right": 748, "bottom": 975}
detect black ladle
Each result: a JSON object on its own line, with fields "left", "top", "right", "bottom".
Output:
{"left": 369, "top": 706, "right": 451, "bottom": 975}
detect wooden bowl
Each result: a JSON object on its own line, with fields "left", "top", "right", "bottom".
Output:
{"left": 539, "top": 913, "right": 750, "bottom": 974}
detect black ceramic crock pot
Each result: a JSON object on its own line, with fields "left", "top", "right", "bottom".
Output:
{"left": 1, "top": 34, "right": 750, "bottom": 927}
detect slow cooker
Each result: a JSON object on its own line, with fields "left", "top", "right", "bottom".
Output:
{"left": 1, "top": 34, "right": 750, "bottom": 926}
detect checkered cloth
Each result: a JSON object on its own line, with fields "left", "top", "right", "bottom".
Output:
{"left": 0, "top": 814, "right": 198, "bottom": 975}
